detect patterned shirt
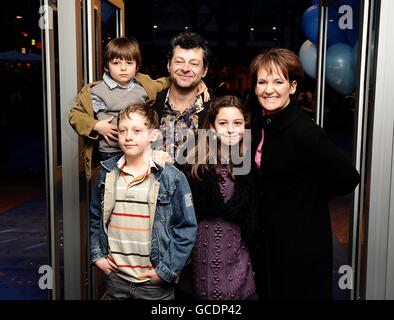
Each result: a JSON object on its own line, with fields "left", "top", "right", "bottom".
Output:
{"left": 157, "top": 90, "right": 204, "bottom": 161}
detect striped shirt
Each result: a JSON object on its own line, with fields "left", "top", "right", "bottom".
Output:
{"left": 107, "top": 156, "right": 157, "bottom": 283}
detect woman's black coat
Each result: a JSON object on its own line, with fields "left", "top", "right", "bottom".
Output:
{"left": 251, "top": 101, "right": 360, "bottom": 299}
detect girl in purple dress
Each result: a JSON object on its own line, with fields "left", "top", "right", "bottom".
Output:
{"left": 185, "top": 95, "right": 260, "bottom": 300}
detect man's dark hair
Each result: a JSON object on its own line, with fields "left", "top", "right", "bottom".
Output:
{"left": 167, "top": 31, "right": 210, "bottom": 68}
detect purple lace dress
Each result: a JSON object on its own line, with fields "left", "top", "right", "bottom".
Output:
{"left": 192, "top": 166, "right": 256, "bottom": 300}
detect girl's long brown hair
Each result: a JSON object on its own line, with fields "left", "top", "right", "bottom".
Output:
{"left": 188, "top": 95, "right": 249, "bottom": 180}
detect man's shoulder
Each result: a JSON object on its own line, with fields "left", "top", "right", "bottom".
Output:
{"left": 152, "top": 88, "right": 170, "bottom": 113}
{"left": 154, "top": 88, "right": 169, "bottom": 102}
{"left": 135, "top": 72, "right": 156, "bottom": 89}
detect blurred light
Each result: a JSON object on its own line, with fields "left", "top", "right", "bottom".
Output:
{"left": 250, "top": 27, "right": 254, "bottom": 31}
{"left": 16, "top": 16, "right": 23, "bottom": 20}
{"left": 272, "top": 26, "right": 277, "bottom": 31}
{"left": 36, "top": 41, "right": 42, "bottom": 49}
{"left": 21, "top": 48, "right": 26, "bottom": 54}
{"left": 31, "top": 39, "right": 36, "bottom": 46}
{"left": 21, "top": 32, "right": 28, "bottom": 37}
{"left": 184, "top": 26, "right": 189, "bottom": 30}
{"left": 153, "top": 25, "right": 158, "bottom": 29}
{"left": 26, "top": 63, "right": 31, "bottom": 69}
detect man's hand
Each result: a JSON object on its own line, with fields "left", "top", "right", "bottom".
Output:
{"left": 94, "top": 116, "right": 118, "bottom": 144}
{"left": 94, "top": 258, "right": 117, "bottom": 275}
{"left": 197, "top": 81, "right": 211, "bottom": 103}
{"left": 138, "top": 269, "right": 165, "bottom": 285}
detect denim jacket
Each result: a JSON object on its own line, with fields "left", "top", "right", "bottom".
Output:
{"left": 90, "top": 154, "right": 197, "bottom": 283}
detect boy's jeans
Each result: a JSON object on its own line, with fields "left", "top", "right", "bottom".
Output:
{"left": 104, "top": 272, "right": 175, "bottom": 300}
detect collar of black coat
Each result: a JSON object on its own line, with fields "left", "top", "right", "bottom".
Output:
{"left": 261, "top": 100, "right": 298, "bottom": 134}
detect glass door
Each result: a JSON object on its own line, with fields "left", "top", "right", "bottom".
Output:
{"left": 84, "top": 0, "right": 124, "bottom": 300}
{"left": 322, "top": 0, "right": 360, "bottom": 301}
{"left": 0, "top": 0, "right": 61, "bottom": 300}
{"left": 300, "top": 0, "right": 365, "bottom": 299}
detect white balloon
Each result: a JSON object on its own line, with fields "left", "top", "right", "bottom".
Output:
{"left": 299, "top": 40, "right": 317, "bottom": 79}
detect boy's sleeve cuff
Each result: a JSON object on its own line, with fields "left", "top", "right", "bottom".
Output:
{"left": 155, "top": 262, "right": 177, "bottom": 283}
{"left": 91, "top": 248, "right": 106, "bottom": 264}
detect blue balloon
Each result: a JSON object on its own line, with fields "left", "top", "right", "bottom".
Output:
{"left": 326, "top": 43, "right": 355, "bottom": 95}
{"left": 299, "top": 40, "right": 317, "bottom": 79}
{"left": 302, "top": 5, "right": 319, "bottom": 44}
{"left": 302, "top": 5, "right": 346, "bottom": 46}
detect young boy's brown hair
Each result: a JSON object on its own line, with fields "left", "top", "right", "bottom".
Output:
{"left": 104, "top": 37, "right": 142, "bottom": 71}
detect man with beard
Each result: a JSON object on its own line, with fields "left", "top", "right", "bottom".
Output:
{"left": 152, "top": 31, "right": 211, "bottom": 164}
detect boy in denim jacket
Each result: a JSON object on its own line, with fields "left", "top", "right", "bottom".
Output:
{"left": 90, "top": 103, "right": 197, "bottom": 300}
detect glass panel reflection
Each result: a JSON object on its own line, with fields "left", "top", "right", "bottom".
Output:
{"left": 101, "top": 1, "right": 119, "bottom": 50}
{"left": 0, "top": 0, "right": 50, "bottom": 300}
{"left": 323, "top": 0, "right": 360, "bottom": 300}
